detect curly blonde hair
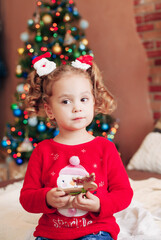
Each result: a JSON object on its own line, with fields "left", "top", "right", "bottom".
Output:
{"left": 26, "top": 62, "right": 116, "bottom": 119}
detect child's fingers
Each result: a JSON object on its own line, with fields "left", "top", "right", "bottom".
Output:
{"left": 56, "top": 195, "right": 71, "bottom": 208}
{"left": 72, "top": 196, "right": 90, "bottom": 211}
{"left": 73, "top": 193, "right": 88, "bottom": 206}
{"left": 72, "top": 192, "right": 100, "bottom": 212}
{"left": 85, "top": 191, "right": 95, "bottom": 199}
{"left": 51, "top": 188, "right": 66, "bottom": 197}
{"left": 60, "top": 194, "right": 71, "bottom": 202}
{"left": 56, "top": 189, "right": 66, "bottom": 197}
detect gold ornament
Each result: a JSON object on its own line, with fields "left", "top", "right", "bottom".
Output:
{"left": 81, "top": 38, "right": 88, "bottom": 46}
{"left": 52, "top": 43, "right": 62, "bottom": 55}
{"left": 42, "top": 14, "right": 53, "bottom": 24}
{"left": 63, "top": 13, "right": 71, "bottom": 22}
{"left": 16, "top": 65, "right": 22, "bottom": 75}
{"left": 17, "top": 48, "right": 24, "bottom": 55}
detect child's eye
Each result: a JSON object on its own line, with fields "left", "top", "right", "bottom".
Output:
{"left": 81, "top": 98, "right": 88, "bottom": 102}
{"left": 62, "top": 99, "right": 71, "bottom": 104}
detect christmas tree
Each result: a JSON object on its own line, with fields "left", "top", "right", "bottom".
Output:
{"left": 1, "top": 0, "right": 119, "bottom": 165}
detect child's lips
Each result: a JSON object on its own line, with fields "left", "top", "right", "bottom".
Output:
{"left": 73, "top": 117, "right": 85, "bottom": 121}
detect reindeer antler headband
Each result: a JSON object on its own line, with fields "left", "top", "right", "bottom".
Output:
{"left": 32, "top": 52, "right": 93, "bottom": 77}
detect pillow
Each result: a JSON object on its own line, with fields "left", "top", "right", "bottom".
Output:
{"left": 127, "top": 132, "right": 161, "bottom": 174}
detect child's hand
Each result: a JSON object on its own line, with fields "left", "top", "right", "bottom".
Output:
{"left": 46, "top": 188, "right": 71, "bottom": 209}
{"left": 72, "top": 191, "right": 100, "bottom": 213}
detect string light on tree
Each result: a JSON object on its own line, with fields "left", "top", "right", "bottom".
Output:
{"left": 81, "top": 38, "right": 88, "bottom": 46}
{"left": 63, "top": 13, "right": 71, "bottom": 22}
{"left": 42, "top": 14, "right": 53, "bottom": 24}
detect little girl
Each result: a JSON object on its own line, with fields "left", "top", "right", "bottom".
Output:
{"left": 20, "top": 52, "right": 133, "bottom": 240}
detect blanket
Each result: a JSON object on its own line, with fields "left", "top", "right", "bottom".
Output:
{"left": 0, "top": 178, "right": 161, "bottom": 240}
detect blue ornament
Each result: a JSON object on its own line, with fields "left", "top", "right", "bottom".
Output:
{"left": 22, "top": 72, "right": 28, "bottom": 79}
{"left": 67, "top": 6, "right": 73, "bottom": 12}
{"left": 1, "top": 138, "right": 8, "bottom": 147}
{"left": 32, "top": 56, "right": 37, "bottom": 62}
{"left": 107, "top": 138, "right": 113, "bottom": 142}
{"left": 101, "top": 123, "right": 109, "bottom": 131}
{"left": 16, "top": 158, "right": 24, "bottom": 165}
{"left": 73, "top": 9, "right": 79, "bottom": 16}
{"left": 52, "top": 54, "right": 57, "bottom": 59}
{"left": 71, "top": 26, "right": 77, "bottom": 32}
{"left": 74, "top": 35, "right": 79, "bottom": 40}
{"left": 58, "top": 37, "right": 64, "bottom": 43}
{"left": 13, "top": 108, "right": 22, "bottom": 117}
{"left": 53, "top": 129, "right": 59, "bottom": 137}
{"left": 37, "top": 121, "right": 46, "bottom": 132}
{"left": 11, "top": 141, "right": 18, "bottom": 149}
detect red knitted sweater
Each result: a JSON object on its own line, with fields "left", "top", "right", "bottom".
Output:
{"left": 20, "top": 137, "right": 133, "bottom": 240}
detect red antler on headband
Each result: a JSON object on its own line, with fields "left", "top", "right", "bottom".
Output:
{"left": 32, "top": 52, "right": 52, "bottom": 65}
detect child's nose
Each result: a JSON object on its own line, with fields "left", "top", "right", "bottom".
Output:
{"left": 72, "top": 102, "right": 82, "bottom": 113}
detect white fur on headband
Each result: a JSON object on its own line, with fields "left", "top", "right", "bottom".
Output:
{"left": 71, "top": 59, "right": 91, "bottom": 70}
{"left": 33, "top": 58, "right": 56, "bottom": 77}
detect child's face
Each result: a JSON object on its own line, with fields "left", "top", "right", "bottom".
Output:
{"left": 44, "top": 73, "right": 95, "bottom": 133}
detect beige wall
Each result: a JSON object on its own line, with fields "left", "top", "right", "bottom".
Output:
{"left": 0, "top": 0, "right": 154, "bottom": 164}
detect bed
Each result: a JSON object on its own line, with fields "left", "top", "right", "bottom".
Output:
{"left": 1, "top": 173, "right": 161, "bottom": 240}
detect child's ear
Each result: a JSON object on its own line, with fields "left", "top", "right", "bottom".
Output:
{"left": 44, "top": 103, "right": 54, "bottom": 119}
